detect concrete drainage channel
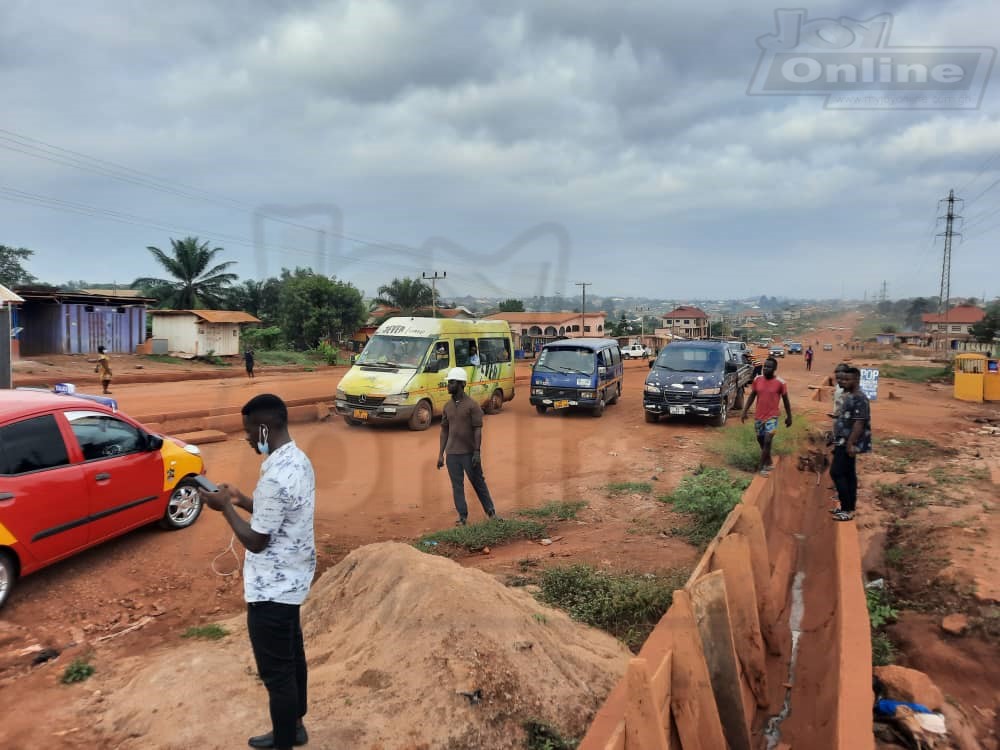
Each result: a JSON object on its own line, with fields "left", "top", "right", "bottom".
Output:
{"left": 578, "top": 458, "right": 874, "bottom": 750}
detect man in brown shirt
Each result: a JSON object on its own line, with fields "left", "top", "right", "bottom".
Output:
{"left": 436, "top": 367, "right": 497, "bottom": 525}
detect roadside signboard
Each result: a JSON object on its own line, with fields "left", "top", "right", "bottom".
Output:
{"left": 860, "top": 368, "right": 879, "bottom": 401}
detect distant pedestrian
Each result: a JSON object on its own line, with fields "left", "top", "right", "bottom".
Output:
{"left": 741, "top": 357, "right": 792, "bottom": 477}
{"left": 804, "top": 346, "right": 814, "bottom": 371}
{"left": 95, "top": 346, "right": 112, "bottom": 394}
{"left": 437, "top": 367, "right": 498, "bottom": 526}
{"left": 830, "top": 367, "right": 872, "bottom": 522}
{"left": 245, "top": 348, "right": 255, "bottom": 380}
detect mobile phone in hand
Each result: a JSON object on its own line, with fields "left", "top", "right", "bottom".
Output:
{"left": 193, "top": 475, "right": 219, "bottom": 493}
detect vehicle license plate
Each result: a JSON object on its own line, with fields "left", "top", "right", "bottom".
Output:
{"left": 353, "top": 409, "right": 369, "bottom": 420}
{"left": 554, "top": 400, "right": 570, "bottom": 409}
{"left": 669, "top": 406, "right": 686, "bottom": 415}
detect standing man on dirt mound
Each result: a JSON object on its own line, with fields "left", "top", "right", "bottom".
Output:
{"left": 437, "top": 367, "right": 499, "bottom": 526}
{"left": 199, "top": 394, "right": 316, "bottom": 750}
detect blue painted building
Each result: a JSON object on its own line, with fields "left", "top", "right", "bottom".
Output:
{"left": 15, "top": 289, "right": 152, "bottom": 356}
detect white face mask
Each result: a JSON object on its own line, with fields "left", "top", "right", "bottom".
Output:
{"left": 256, "top": 424, "right": 270, "bottom": 456}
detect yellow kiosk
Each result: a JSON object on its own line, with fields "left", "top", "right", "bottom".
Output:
{"left": 954, "top": 353, "right": 1000, "bottom": 402}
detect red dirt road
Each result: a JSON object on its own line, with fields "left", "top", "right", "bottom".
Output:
{"left": 2, "top": 314, "right": 996, "bottom": 748}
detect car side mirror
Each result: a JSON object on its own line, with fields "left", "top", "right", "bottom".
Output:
{"left": 598, "top": 366, "right": 607, "bottom": 376}
{"left": 648, "top": 360, "right": 654, "bottom": 369}
{"left": 146, "top": 434, "right": 164, "bottom": 451}
{"left": 725, "top": 361, "right": 738, "bottom": 373}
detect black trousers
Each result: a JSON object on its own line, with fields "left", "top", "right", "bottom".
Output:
{"left": 830, "top": 446, "right": 857, "bottom": 512}
{"left": 446, "top": 453, "right": 495, "bottom": 519}
{"left": 247, "top": 601, "right": 307, "bottom": 749}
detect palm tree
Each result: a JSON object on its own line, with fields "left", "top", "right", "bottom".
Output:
{"left": 374, "top": 277, "right": 434, "bottom": 316}
{"left": 133, "top": 237, "right": 237, "bottom": 309}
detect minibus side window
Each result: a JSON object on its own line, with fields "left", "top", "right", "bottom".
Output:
{"left": 454, "top": 339, "right": 477, "bottom": 367}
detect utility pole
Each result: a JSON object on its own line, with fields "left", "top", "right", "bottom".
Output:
{"left": 936, "top": 190, "right": 962, "bottom": 352}
{"left": 575, "top": 282, "right": 591, "bottom": 338}
{"left": 422, "top": 271, "right": 446, "bottom": 318}
{"left": 634, "top": 305, "right": 650, "bottom": 343}
{"left": 879, "top": 280, "right": 888, "bottom": 305}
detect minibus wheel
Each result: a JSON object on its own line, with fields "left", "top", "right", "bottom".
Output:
{"left": 486, "top": 389, "right": 504, "bottom": 414}
{"left": 408, "top": 400, "right": 433, "bottom": 431}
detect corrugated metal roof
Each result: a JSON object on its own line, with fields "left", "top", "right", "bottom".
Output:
{"left": 150, "top": 309, "right": 261, "bottom": 324}
{"left": 0, "top": 284, "right": 24, "bottom": 303}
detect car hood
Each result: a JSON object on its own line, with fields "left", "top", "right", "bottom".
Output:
{"left": 338, "top": 367, "right": 416, "bottom": 395}
{"left": 531, "top": 370, "right": 595, "bottom": 388}
{"left": 646, "top": 368, "right": 722, "bottom": 390}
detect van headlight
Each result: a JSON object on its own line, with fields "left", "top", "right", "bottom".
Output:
{"left": 531, "top": 387, "right": 544, "bottom": 396}
{"left": 580, "top": 391, "right": 596, "bottom": 400}
{"left": 699, "top": 387, "right": 721, "bottom": 395}
{"left": 644, "top": 383, "right": 660, "bottom": 393}
{"left": 336, "top": 389, "right": 346, "bottom": 401}
{"left": 382, "top": 393, "right": 408, "bottom": 405}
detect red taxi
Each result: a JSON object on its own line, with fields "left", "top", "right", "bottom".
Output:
{"left": 0, "top": 390, "right": 205, "bottom": 608}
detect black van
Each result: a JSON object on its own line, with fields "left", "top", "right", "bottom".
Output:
{"left": 642, "top": 341, "right": 746, "bottom": 426}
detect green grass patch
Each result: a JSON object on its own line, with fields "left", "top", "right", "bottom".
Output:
{"left": 659, "top": 466, "right": 750, "bottom": 547}
{"left": 524, "top": 721, "right": 578, "bottom": 750}
{"left": 872, "top": 633, "right": 896, "bottom": 666}
{"left": 879, "top": 364, "right": 953, "bottom": 383}
{"left": 710, "top": 417, "right": 812, "bottom": 473}
{"left": 61, "top": 657, "right": 95, "bottom": 684}
{"left": 253, "top": 349, "right": 327, "bottom": 366}
{"left": 516, "top": 501, "right": 588, "bottom": 521}
{"left": 417, "top": 518, "right": 546, "bottom": 552}
{"left": 181, "top": 624, "right": 229, "bottom": 641}
{"left": 606, "top": 482, "right": 652, "bottom": 496}
{"left": 536, "top": 565, "right": 689, "bottom": 651}
{"left": 142, "top": 354, "right": 189, "bottom": 365}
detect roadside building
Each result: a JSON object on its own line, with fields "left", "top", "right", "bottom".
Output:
{"left": 921, "top": 305, "right": 986, "bottom": 350}
{"left": 13, "top": 287, "right": 153, "bottom": 356}
{"left": 149, "top": 309, "right": 261, "bottom": 356}
{"left": 660, "top": 306, "right": 710, "bottom": 339}
{"left": 483, "top": 311, "right": 607, "bottom": 353}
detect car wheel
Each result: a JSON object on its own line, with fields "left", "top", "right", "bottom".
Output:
{"left": 485, "top": 389, "right": 504, "bottom": 414}
{"left": 408, "top": 400, "right": 433, "bottom": 431}
{"left": 712, "top": 399, "right": 728, "bottom": 427}
{"left": 160, "top": 478, "right": 203, "bottom": 530}
{"left": 0, "top": 551, "right": 16, "bottom": 610}
{"left": 608, "top": 383, "right": 620, "bottom": 405}
{"left": 644, "top": 410, "right": 659, "bottom": 423}
{"left": 591, "top": 397, "right": 605, "bottom": 417}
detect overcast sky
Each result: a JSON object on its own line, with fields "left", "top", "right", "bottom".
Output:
{"left": 2, "top": 0, "right": 999, "bottom": 303}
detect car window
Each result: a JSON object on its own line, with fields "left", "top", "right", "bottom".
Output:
{"left": 454, "top": 338, "right": 479, "bottom": 366}
{"left": 478, "top": 337, "right": 510, "bottom": 364}
{"left": 0, "top": 414, "right": 71, "bottom": 475}
{"left": 66, "top": 411, "right": 145, "bottom": 461}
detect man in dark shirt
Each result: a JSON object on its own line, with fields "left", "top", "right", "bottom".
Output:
{"left": 830, "top": 367, "right": 871, "bottom": 522}
{"left": 245, "top": 348, "right": 256, "bottom": 381}
{"left": 436, "top": 367, "right": 497, "bottom": 526}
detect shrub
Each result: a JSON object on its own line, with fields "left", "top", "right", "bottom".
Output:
{"left": 606, "top": 482, "right": 652, "bottom": 496}
{"left": 181, "top": 624, "right": 229, "bottom": 641}
{"left": 241, "top": 325, "right": 284, "bottom": 351}
{"left": 416, "top": 518, "right": 546, "bottom": 552}
{"left": 61, "top": 657, "right": 95, "bottom": 684}
{"left": 711, "top": 418, "right": 812, "bottom": 473}
{"left": 537, "top": 565, "right": 688, "bottom": 651}
{"left": 660, "top": 466, "right": 750, "bottom": 547}
{"left": 517, "top": 501, "right": 588, "bottom": 521}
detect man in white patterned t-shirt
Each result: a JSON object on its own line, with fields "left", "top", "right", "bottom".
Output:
{"left": 200, "top": 393, "right": 316, "bottom": 750}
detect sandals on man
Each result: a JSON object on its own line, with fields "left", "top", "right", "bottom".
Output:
{"left": 832, "top": 510, "right": 854, "bottom": 522}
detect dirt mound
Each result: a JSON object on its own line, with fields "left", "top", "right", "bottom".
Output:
{"left": 94, "top": 542, "right": 630, "bottom": 749}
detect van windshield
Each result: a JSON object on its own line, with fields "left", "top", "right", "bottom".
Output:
{"left": 535, "top": 347, "right": 595, "bottom": 375}
{"left": 356, "top": 335, "right": 434, "bottom": 368}
{"left": 654, "top": 347, "right": 723, "bottom": 373}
